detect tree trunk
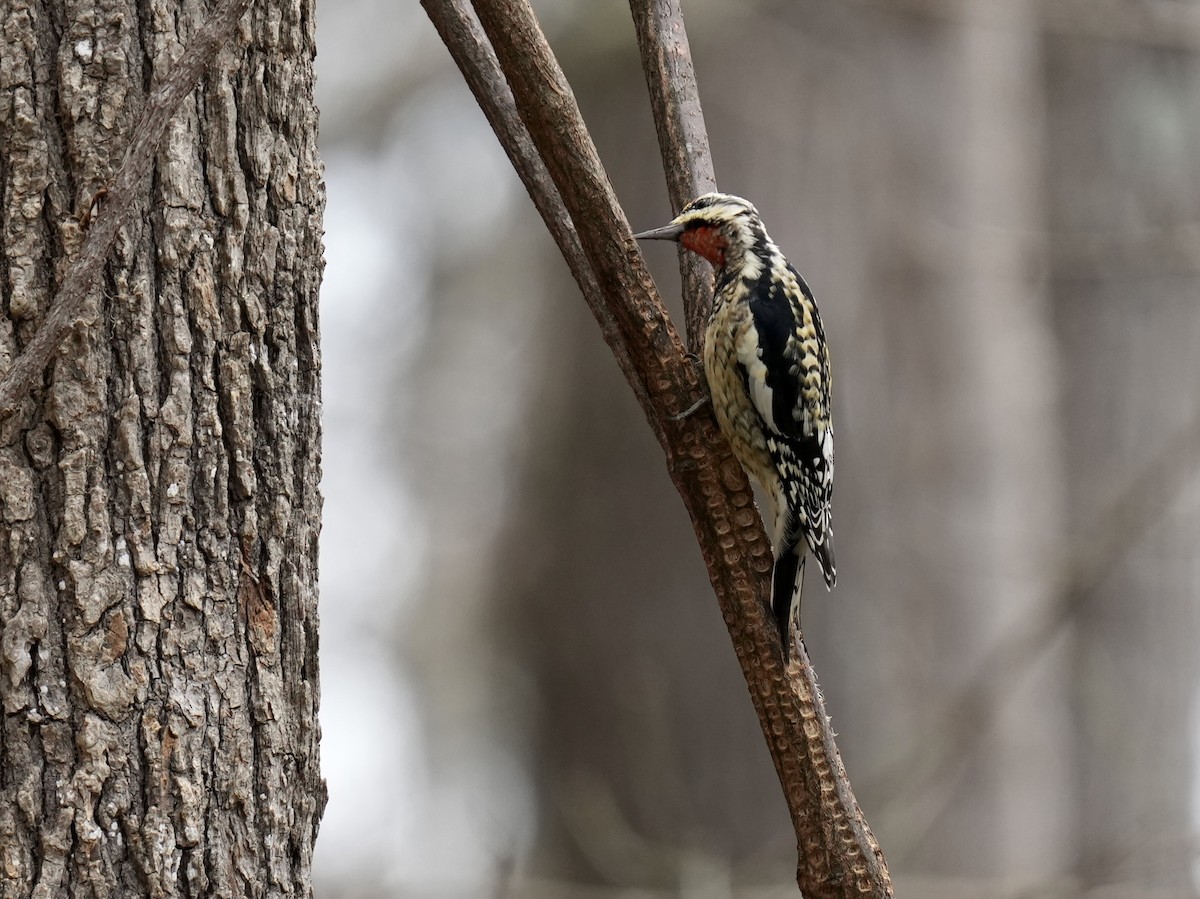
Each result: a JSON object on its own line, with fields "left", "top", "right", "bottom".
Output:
{"left": 0, "top": 1, "right": 324, "bottom": 896}
{"left": 1047, "top": 32, "right": 1200, "bottom": 891}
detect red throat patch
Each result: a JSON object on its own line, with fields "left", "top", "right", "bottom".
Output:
{"left": 680, "top": 226, "right": 726, "bottom": 267}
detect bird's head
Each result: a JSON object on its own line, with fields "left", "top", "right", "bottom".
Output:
{"left": 634, "top": 192, "right": 767, "bottom": 269}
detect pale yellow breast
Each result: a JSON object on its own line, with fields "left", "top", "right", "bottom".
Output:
{"left": 703, "top": 301, "right": 782, "bottom": 511}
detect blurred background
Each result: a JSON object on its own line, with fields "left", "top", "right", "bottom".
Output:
{"left": 312, "top": 1, "right": 1200, "bottom": 896}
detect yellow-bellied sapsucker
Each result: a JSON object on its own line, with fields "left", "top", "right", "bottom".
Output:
{"left": 635, "top": 193, "right": 835, "bottom": 658}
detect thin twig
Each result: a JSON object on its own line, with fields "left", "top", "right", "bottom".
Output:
{"left": 628, "top": 0, "right": 717, "bottom": 354}
{"left": 464, "top": 0, "right": 709, "bottom": 438}
{"left": 420, "top": 0, "right": 647, "bottom": 412}
{"left": 0, "top": 0, "right": 255, "bottom": 420}
{"left": 433, "top": 0, "right": 891, "bottom": 894}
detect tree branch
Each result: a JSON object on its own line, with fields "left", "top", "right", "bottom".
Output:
{"left": 420, "top": 0, "right": 648, "bottom": 412}
{"left": 628, "top": 5, "right": 890, "bottom": 894}
{"left": 0, "top": 0, "right": 255, "bottom": 420}
{"left": 628, "top": 0, "right": 717, "bottom": 353}
{"left": 428, "top": 1, "right": 892, "bottom": 894}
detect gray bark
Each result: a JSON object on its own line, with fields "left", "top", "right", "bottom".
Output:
{"left": 0, "top": 1, "right": 324, "bottom": 896}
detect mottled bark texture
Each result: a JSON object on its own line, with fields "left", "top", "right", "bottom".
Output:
{"left": 0, "top": 1, "right": 324, "bottom": 896}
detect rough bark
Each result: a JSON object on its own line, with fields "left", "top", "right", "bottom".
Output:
{"left": 0, "top": 0, "right": 324, "bottom": 896}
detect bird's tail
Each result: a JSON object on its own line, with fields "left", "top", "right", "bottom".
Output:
{"left": 812, "top": 531, "right": 836, "bottom": 589}
{"left": 771, "top": 548, "right": 805, "bottom": 660}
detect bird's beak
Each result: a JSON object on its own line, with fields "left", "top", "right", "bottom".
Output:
{"left": 632, "top": 222, "right": 685, "bottom": 241}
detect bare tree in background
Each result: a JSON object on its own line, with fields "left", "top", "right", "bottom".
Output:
{"left": 0, "top": 1, "right": 324, "bottom": 895}
{"left": 1048, "top": 27, "right": 1200, "bottom": 891}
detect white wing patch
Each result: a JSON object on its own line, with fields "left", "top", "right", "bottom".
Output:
{"left": 735, "top": 324, "right": 778, "bottom": 433}
{"left": 821, "top": 426, "right": 834, "bottom": 485}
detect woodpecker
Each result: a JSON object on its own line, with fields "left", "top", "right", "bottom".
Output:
{"left": 635, "top": 193, "right": 835, "bottom": 658}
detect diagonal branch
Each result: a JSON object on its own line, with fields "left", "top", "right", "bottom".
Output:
{"left": 421, "top": 0, "right": 649, "bottom": 413}
{"left": 0, "top": 0, "right": 255, "bottom": 420}
{"left": 427, "top": 0, "right": 892, "bottom": 895}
